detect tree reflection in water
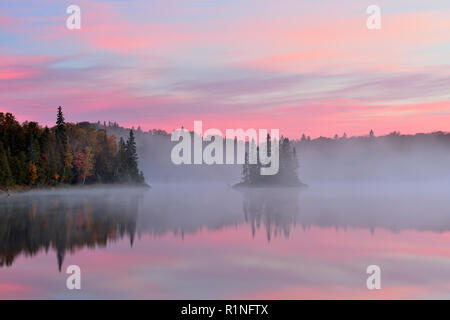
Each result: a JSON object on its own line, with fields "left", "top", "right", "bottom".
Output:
{"left": 0, "top": 189, "right": 141, "bottom": 271}
{"left": 241, "top": 188, "right": 300, "bottom": 241}
{"left": 0, "top": 186, "right": 304, "bottom": 270}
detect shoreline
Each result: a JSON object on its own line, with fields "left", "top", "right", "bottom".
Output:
{"left": 0, "top": 183, "right": 151, "bottom": 196}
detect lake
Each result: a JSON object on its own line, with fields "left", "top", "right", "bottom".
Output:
{"left": 1, "top": 183, "right": 450, "bottom": 299}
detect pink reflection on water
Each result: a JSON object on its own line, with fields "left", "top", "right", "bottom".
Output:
{"left": 2, "top": 224, "right": 450, "bottom": 299}
{"left": 0, "top": 283, "right": 38, "bottom": 300}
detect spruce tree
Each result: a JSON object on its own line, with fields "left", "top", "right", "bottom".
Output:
{"left": 55, "top": 106, "right": 68, "bottom": 181}
{"left": 126, "top": 130, "right": 139, "bottom": 182}
{"left": 55, "top": 106, "right": 67, "bottom": 150}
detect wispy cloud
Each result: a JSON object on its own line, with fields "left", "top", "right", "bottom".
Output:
{"left": 0, "top": 0, "right": 449, "bottom": 137}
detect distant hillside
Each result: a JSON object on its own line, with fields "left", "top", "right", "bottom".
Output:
{"left": 96, "top": 121, "right": 450, "bottom": 184}
{"left": 294, "top": 131, "right": 450, "bottom": 183}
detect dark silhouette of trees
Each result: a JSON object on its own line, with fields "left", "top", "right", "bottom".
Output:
{"left": 112, "top": 130, "right": 145, "bottom": 184}
{"left": 126, "top": 130, "right": 139, "bottom": 179}
{"left": 0, "top": 142, "right": 13, "bottom": 186}
{"left": 301, "top": 134, "right": 307, "bottom": 142}
{"left": 56, "top": 106, "right": 67, "bottom": 149}
{"left": 238, "top": 136, "right": 304, "bottom": 187}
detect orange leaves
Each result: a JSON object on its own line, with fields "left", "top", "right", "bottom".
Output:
{"left": 27, "top": 162, "right": 38, "bottom": 185}
{"left": 73, "top": 147, "right": 95, "bottom": 184}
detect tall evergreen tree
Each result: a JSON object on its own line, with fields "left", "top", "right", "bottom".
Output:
{"left": 55, "top": 106, "right": 68, "bottom": 181}
{"left": 126, "top": 129, "right": 139, "bottom": 181}
{"left": 55, "top": 106, "right": 67, "bottom": 150}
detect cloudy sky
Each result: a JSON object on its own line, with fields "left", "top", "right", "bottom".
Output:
{"left": 0, "top": 0, "right": 449, "bottom": 138}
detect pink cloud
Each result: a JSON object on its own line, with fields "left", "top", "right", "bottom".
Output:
{"left": 1, "top": 2, "right": 449, "bottom": 137}
{"left": 0, "top": 68, "right": 36, "bottom": 80}
{"left": 231, "top": 11, "right": 450, "bottom": 72}
{"left": 34, "top": 0, "right": 192, "bottom": 55}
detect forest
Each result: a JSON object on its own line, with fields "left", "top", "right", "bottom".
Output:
{"left": 0, "top": 107, "right": 145, "bottom": 188}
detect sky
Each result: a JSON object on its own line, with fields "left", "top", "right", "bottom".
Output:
{"left": 0, "top": 0, "right": 449, "bottom": 138}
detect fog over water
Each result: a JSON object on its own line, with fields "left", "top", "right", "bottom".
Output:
{"left": 2, "top": 130, "right": 450, "bottom": 298}
{"left": 1, "top": 181, "right": 450, "bottom": 298}
{"left": 117, "top": 128, "right": 450, "bottom": 185}
{"left": 296, "top": 134, "right": 450, "bottom": 184}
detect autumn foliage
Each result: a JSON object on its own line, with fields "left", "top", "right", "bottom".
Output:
{"left": 0, "top": 107, "right": 145, "bottom": 187}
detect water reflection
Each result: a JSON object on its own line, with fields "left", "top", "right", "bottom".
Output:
{"left": 0, "top": 189, "right": 140, "bottom": 271}
{"left": 242, "top": 188, "right": 299, "bottom": 241}
{"left": 2, "top": 184, "right": 450, "bottom": 272}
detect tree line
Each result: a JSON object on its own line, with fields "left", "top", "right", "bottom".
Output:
{"left": 0, "top": 107, "right": 145, "bottom": 188}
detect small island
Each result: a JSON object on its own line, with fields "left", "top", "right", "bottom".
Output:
{"left": 0, "top": 107, "right": 147, "bottom": 193}
{"left": 234, "top": 134, "right": 307, "bottom": 188}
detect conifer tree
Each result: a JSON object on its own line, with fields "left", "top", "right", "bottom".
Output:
{"left": 55, "top": 106, "right": 67, "bottom": 149}
{"left": 55, "top": 106, "right": 68, "bottom": 180}
{"left": 126, "top": 129, "right": 139, "bottom": 181}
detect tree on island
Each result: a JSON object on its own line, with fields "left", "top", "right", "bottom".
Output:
{"left": 237, "top": 135, "right": 305, "bottom": 187}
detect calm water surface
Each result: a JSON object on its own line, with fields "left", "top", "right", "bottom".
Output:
{"left": 1, "top": 183, "right": 450, "bottom": 299}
